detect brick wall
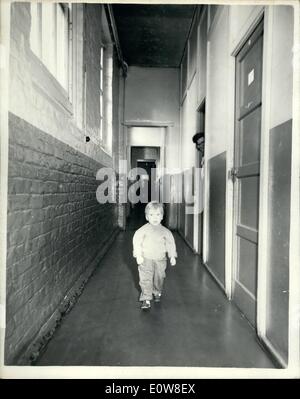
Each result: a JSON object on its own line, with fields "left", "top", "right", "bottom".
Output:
{"left": 5, "top": 114, "right": 118, "bottom": 364}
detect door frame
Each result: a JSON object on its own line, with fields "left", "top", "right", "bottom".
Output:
{"left": 230, "top": 9, "right": 268, "bottom": 331}
{"left": 232, "top": 17, "right": 264, "bottom": 328}
{"left": 227, "top": 6, "right": 266, "bottom": 302}
{"left": 193, "top": 100, "right": 206, "bottom": 255}
{"left": 124, "top": 122, "right": 168, "bottom": 228}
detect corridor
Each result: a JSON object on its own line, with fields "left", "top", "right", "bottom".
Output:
{"left": 1, "top": 2, "right": 299, "bottom": 375}
{"left": 36, "top": 211, "right": 274, "bottom": 367}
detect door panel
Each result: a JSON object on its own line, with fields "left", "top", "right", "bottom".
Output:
{"left": 238, "top": 24, "right": 263, "bottom": 117}
{"left": 239, "top": 39, "right": 263, "bottom": 110}
{"left": 238, "top": 237, "right": 258, "bottom": 296}
{"left": 240, "top": 107, "right": 261, "bottom": 165}
{"left": 233, "top": 20, "right": 263, "bottom": 326}
{"left": 239, "top": 176, "right": 259, "bottom": 230}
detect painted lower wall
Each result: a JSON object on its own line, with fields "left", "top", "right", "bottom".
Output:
{"left": 206, "top": 153, "right": 226, "bottom": 285}
{"left": 266, "top": 119, "right": 292, "bottom": 364}
{"left": 264, "top": 6, "right": 294, "bottom": 364}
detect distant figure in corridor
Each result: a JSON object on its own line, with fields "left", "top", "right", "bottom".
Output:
{"left": 133, "top": 201, "right": 177, "bottom": 310}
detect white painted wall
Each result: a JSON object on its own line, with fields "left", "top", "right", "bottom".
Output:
{"left": 206, "top": 6, "right": 229, "bottom": 161}
{"left": 124, "top": 66, "right": 180, "bottom": 170}
{"left": 229, "top": 5, "right": 264, "bottom": 53}
{"left": 269, "top": 6, "right": 294, "bottom": 128}
{"left": 181, "top": 75, "right": 197, "bottom": 170}
{"left": 198, "top": 7, "right": 207, "bottom": 105}
{"left": 127, "top": 126, "right": 165, "bottom": 148}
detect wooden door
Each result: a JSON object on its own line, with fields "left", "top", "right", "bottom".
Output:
{"left": 232, "top": 20, "right": 264, "bottom": 326}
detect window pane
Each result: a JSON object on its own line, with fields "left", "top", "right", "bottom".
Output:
{"left": 56, "top": 4, "right": 68, "bottom": 89}
{"left": 100, "top": 95, "right": 103, "bottom": 118}
{"left": 100, "top": 95, "right": 103, "bottom": 140}
{"left": 99, "top": 46, "right": 104, "bottom": 141}
{"left": 64, "top": 5, "right": 69, "bottom": 90}
{"left": 100, "top": 46, "right": 104, "bottom": 67}
{"left": 104, "top": 45, "right": 113, "bottom": 153}
{"left": 42, "top": 3, "right": 56, "bottom": 75}
{"left": 100, "top": 47, "right": 104, "bottom": 91}
{"left": 100, "top": 69, "right": 103, "bottom": 92}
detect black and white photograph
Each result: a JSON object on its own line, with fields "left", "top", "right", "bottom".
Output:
{"left": 0, "top": 0, "right": 299, "bottom": 380}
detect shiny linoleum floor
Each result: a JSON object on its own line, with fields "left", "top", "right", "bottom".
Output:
{"left": 36, "top": 208, "right": 275, "bottom": 368}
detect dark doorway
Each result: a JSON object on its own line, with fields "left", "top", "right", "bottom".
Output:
{"left": 136, "top": 160, "right": 157, "bottom": 203}
{"left": 128, "top": 147, "right": 160, "bottom": 229}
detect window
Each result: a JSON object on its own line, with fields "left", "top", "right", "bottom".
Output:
{"left": 82, "top": 5, "right": 113, "bottom": 154}
{"left": 102, "top": 44, "right": 113, "bottom": 154}
{"left": 30, "top": 2, "right": 71, "bottom": 91}
{"left": 98, "top": 8, "right": 113, "bottom": 154}
{"left": 98, "top": 44, "right": 113, "bottom": 153}
{"left": 99, "top": 46, "right": 104, "bottom": 142}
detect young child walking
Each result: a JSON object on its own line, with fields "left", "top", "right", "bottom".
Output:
{"left": 132, "top": 201, "right": 177, "bottom": 310}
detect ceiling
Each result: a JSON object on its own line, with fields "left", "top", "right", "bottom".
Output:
{"left": 111, "top": 4, "right": 196, "bottom": 68}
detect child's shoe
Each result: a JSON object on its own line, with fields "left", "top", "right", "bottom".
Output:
{"left": 141, "top": 300, "right": 151, "bottom": 310}
{"left": 154, "top": 293, "right": 161, "bottom": 303}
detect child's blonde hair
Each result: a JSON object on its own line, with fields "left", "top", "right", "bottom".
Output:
{"left": 145, "top": 201, "right": 164, "bottom": 216}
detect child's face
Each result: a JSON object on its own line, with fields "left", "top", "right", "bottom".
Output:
{"left": 146, "top": 209, "right": 163, "bottom": 226}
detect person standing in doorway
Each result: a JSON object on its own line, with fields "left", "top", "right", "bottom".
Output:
{"left": 193, "top": 131, "right": 205, "bottom": 262}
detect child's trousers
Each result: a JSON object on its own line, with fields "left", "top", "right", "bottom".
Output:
{"left": 138, "top": 258, "right": 167, "bottom": 301}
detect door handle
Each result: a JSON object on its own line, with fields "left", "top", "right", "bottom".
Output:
{"left": 228, "top": 167, "right": 238, "bottom": 182}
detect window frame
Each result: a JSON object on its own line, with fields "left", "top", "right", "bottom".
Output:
{"left": 97, "top": 8, "right": 114, "bottom": 155}
{"left": 30, "top": 2, "right": 72, "bottom": 95}
{"left": 99, "top": 45, "right": 104, "bottom": 144}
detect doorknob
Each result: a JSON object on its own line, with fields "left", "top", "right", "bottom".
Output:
{"left": 228, "top": 167, "right": 238, "bottom": 182}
